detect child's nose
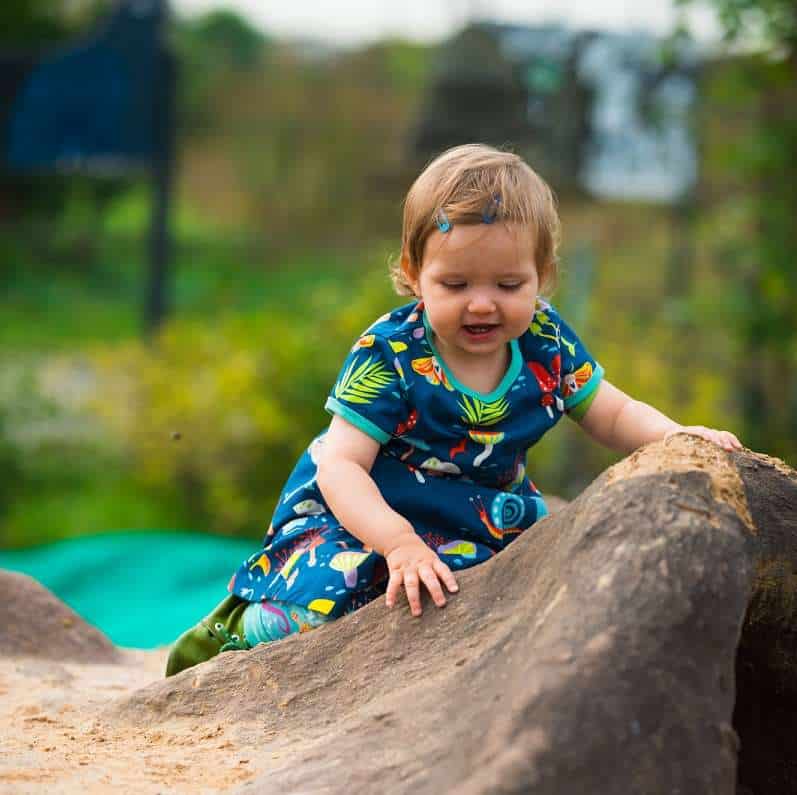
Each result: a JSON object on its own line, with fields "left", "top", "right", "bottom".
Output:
{"left": 468, "top": 291, "right": 496, "bottom": 313}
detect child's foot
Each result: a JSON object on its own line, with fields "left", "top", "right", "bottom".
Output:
{"left": 165, "top": 594, "right": 250, "bottom": 677}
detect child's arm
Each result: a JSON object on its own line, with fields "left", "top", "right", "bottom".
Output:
{"left": 316, "top": 415, "right": 458, "bottom": 617}
{"left": 575, "top": 381, "right": 743, "bottom": 454}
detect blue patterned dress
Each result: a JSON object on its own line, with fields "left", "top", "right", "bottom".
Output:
{"left": 228, "top": 299, "right": 603, "bottom": 619}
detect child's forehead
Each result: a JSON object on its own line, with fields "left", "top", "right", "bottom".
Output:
{"left": 423, "top": 223, "right": 533, "bottom": 266}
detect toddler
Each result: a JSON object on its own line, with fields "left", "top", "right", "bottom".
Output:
{"left": 166, "top": 144, "right": 742, "bottom": 677}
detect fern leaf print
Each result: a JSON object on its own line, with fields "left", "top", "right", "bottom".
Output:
{"left": 334, "top": 354, "right": 395, "bottom": 405}
{"left": 458, "top": 395, "right": 510, "bottom": 427}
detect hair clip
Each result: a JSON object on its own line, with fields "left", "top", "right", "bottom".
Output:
{"left": 481, "top": 194, "right": 501, "bottom": 224}
{"left": 435, "top": 208, "right": 451, "bottom": 233}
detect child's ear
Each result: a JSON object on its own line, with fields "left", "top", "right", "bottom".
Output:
{"left": 401, "top": 254, "right": 420, "bottom": 295}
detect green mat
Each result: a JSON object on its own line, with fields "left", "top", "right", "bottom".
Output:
{"left": 0, "top": 531, "right": 257, "bottom": 649}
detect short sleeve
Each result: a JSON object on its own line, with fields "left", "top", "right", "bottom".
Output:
{"left": 534, "top": 303, "right": 604, "bottom": 415}
{"left": 324, "top": 334, "right": 407, "bottom": 444}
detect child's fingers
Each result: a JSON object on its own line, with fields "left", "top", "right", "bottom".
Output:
{"left": 432, "top": 559, "right": 459, "bottom": 594}
{"left": 403, "top": 569, "right": 423, "bottom": 617}
{"left": 709, "top": 428, "right": 742, "bottom": 451}
{"left": 676, "top": 425, "right": 744, "bottom": 452}
{"left": 722, "top": 431, "right": 743, "bottom": 450}
{"left": 385, "top": 571, "right": 403, "bottom": 609}
{"left": 418, "top": 563, "right": 447, "bottom": 608}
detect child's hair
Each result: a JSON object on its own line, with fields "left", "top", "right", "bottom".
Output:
{"left": 390, "top": 143, "right": 560, "bottom": 296}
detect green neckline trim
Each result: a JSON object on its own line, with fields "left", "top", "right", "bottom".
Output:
{"left": 421, "top": 310, "right": 522, "bottom": 402}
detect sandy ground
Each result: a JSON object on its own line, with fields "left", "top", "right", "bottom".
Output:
{"left": 0, "top": 647, "right": 270, "bottom": 794}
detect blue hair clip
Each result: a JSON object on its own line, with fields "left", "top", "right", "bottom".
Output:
{"left": 435, "top": 208, "right": 451, "bottom": 233}
{"left": 482, "top": 194, "right": 501, "bottom": 224}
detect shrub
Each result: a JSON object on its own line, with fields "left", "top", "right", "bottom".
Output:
{"left": 90, "top": 273, "right": 395, "bottom": 536}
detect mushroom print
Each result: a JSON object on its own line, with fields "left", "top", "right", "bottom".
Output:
{"left": 437, "top": 539, "right": 477, "bottom": 559}
{"left": 400, "top": 445, "right": 426, "bottom": 483}
{"left": 562, "top": 361, "right": 593, "bottom": 399}
{"left": 292, "top": 499, "right": 325, "bottom": 516}
{"left": 329, "top": 550, "right": 372, "bottom": 588}
{"left": 410, "top": 356, "right": 454, "bottom": 390}
{"left": 468, "top": 430, "right": 505, "bottom": 466}
{"left": 420, "top": 457, "right": 462, "bottom": 476}
{"left": 394, "top": 409, "right": 418, "bottom": 436}
{"left": 527, "top": 354, "right": 564, "bottom": 418}
{"left": 280, "top": 516, "right": 311, "bottom": 537}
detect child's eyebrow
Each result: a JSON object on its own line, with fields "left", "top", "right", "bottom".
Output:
{"left": 436, "top": 267, "right": 530, "bottom": 276}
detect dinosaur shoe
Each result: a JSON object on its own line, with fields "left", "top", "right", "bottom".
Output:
{"left": 165, "top": 594, "right": 251, "bottom": 677}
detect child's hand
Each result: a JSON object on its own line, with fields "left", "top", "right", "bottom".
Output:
{"left": 384, "top": 533, "right": 459, "bottom": 617}
{"left": 665, "top": 425, "right": 743, "bottom": 452}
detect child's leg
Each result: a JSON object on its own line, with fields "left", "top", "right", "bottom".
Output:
{"left": 242, "top": 599, "right": 331, "bottom": 645}
{"left": 165, "top": 595, "right": 332, "bottom": 677}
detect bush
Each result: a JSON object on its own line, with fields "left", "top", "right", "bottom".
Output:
{"left": 90, "top": 272, "right": 396, "bottom": 536}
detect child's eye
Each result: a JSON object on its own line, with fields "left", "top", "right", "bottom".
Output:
{"left": 442, "top": 282, "right": 466, "bottom": 290}
{"left": 499, "top": 282, "right": 522, "bottom": 291}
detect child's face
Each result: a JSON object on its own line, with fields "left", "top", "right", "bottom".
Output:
{"left": 404, "top": 223, "right": 539, "bottom": 367}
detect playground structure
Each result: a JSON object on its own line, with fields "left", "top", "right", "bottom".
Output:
{"left": 0, "top": 0, "right": 175, "bottom": 333}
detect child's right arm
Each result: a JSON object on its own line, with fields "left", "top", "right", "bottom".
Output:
{"left": 316, "top": 415, "right": 458, "bottom": 617}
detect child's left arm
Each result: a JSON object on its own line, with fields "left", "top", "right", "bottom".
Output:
{"left": 575, "top": 380, "right": 743, "bottom": 454}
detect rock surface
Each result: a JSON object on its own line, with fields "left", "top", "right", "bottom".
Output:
{"left": 1, "top": 434, "right": 795, "bottom": 794}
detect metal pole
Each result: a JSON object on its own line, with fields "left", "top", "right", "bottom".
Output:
{"left": 145, "top": 0, "right": 174, "bottom": 337}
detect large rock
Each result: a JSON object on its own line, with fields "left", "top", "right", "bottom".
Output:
{"left": 0, "top": 570, "right": 121, "bottom": 664}
{"left": 107, "top": 435, "right": 769, "bottom": 794}
{"left": 3, "top": 434, "right": 795, "bottom": 794}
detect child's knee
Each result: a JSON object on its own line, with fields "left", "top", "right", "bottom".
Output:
{"left": 242, "top": 599, "right": 332, "bottom": 645}
{"left": 165, "top": 596, "right": 331, "bottom": 678}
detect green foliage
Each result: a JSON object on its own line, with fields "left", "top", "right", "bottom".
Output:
{"left": 678, "top": 0, "right": 797, "bottom": 462}
{"left": 172, "top": 9, "right": 269, "bottom": 133}
{"left": 175, "top": 34, "right": 434, "bottom": 245}
{"left": 677, "top": 0, "right": 797, "bottom": 53}
{"left": 0, "top": 407, "right": 22, "bottom": 523}
{"left": 183, "top": 9, "right": 267, "bottom": 69}
{"left": 88, "top": 273, "right": 396, "bottom": 537}
{"left": 5, "top": 0, "right": 795, "bottom": 549}
{"left": 0, "top": 0, "right": 108, "bottom": 46}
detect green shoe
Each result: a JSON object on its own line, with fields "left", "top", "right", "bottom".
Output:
{"left": 165, "top": 595, "right": 251, "bottom": 677}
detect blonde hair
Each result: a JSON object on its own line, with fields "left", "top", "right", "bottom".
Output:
{"left": 390, "top": 143, "right": 560, "bottom": 296}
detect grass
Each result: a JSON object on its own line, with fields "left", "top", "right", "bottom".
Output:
{"left": 0, "top": 193, "right": 393, "bottom": 548}
{"left": 1, "top": 186, "right": 389, "bottom": 353}
{"left": 0, "top": 244, "right": 378, "bottom": 353}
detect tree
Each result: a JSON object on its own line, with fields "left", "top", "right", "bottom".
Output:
{"left": 680, "top": 0, "right": 797, "bottom": 462}
{"left": 0, "top": 0, "right": 109, "bottom": 46}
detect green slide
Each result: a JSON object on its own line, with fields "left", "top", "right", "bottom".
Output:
{"left": 0, "top": 531, "right": 256, "bottom": 649}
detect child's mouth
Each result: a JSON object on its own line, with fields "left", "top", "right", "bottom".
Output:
{"left": 463, "top": 324, "right": 498, "bottom": 339}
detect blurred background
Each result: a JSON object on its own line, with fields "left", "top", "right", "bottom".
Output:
{"left": 0, "top": 0, "right": 794, "bottom": 645}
